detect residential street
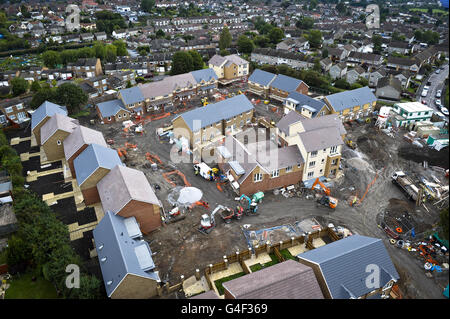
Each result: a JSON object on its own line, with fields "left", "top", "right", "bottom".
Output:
{"left": 417, "top": 63, "right": 449, "bottom": 113}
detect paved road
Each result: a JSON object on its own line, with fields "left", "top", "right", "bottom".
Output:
{"left": 417, "top": 63, "right": 449, "bottom": 114}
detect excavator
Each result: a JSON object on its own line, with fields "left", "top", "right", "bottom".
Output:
{"left": 201, "top": 97, "right": 209, "bottom": 106}
{"left": 345, "top": 139, "right": 357, "bottom": 150}
{"left": 238, "top": 194, "right": 259, "bottom": 215}
{"left": 311, "top": 178, "right": 338, "bottom": 209}
{"left": 198, "top": 205, "right": 236, "bottom": 234}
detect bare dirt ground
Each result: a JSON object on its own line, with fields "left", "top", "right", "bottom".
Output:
{"left": 78, "top": 85, "right": 449, "bottom": 299}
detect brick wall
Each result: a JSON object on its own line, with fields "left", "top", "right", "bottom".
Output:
{"left": 117, "top": 200, "right": 162, "bottom": 234}
{"left": 81, "top": 186, "right": 101, "bottom": 205}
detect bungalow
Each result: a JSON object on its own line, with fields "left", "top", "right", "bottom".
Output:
{"left": 387, "top": 41, "right": 410, "bottom": 55}
{"left": 222, "top": 260, "right": 324, "bottom": 299}
{"left": 347, "top": 52, "right": 383, "bottom": 67}
{"left": 73, "top": 143, "right": 124, "bottom": 205}
{"left": 63, "top": 125, "right": 108, "bottom": 179}
{"left": 283, "top": 92, "right": 330, "bottom": 118}
{"left": 216, "top": 130, "right": 304, "bottom": 196}
{"left": 93, "top": 211, "right": 160, "bottom": 299}
{"left": 97, "top": 165, "right": 162, "bottom": 235}
{"left": 376, "top": 76, "right": 402, "bottom": 102}
{"left": 31, "top": 101, "right": 68, "bottom": 146}
{"left": 96, "top": 99, "right": 131, "bottom": 123}
{"left": 323, "top": 86, "right": 377, "bottom": 122}
{"left": 297, "top": 235, "right": 400, "bottom": 299}
{"left": 40, "top": 113, "right": 79, "bottom": 162}
{"left": 386, "top": 57, "right": 420, "bottom": 73}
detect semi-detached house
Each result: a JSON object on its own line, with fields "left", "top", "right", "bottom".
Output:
{"left": 208, "top": 54, "right": 249, "bottom": 85}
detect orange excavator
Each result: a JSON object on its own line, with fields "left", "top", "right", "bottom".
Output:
{"left": 311, "top": 178, "right": 338, "bottom": 209}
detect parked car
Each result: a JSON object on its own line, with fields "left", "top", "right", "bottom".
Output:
{"left": 422, "top": 99, "right": 427, "bottom": 105}
{"left": 436, "top": 69, "right": 440, "bottom": 74}
{"left": 436, "top": 90, "right": 442, "bottom": 98}
{"left": 435, "top": 99, "right": 442, "bottom": 107}
{"left": 440, "top": 106, "right": 449, "bottom": 116}
{"left": 421, "top": 89, "right": 428, "bottom": 97}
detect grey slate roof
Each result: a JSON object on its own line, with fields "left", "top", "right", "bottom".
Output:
{"left": 285, "top": 92, "right": 327, "bottom": 117}
{"left": 276, "top": 110, "right": 303, "bottom": 136}
{"left": 97, "top": 99, "right": 130, "bottom": 118}
{"left": 208, "top": 54, "right": 227, "bottom": 67}
{"left": 325, "top": 86, "right": 377, "bottom": 112}
{"left": 63, "top": 125, "right": 108, "bottom": 160}
{"left": 248, "top": 69, "right": 277, "bottom": 87}
{"left": 297, "top": 235, "right": 400, "bottom": 299}
{"left": 73, "top": 143, "right": 124, "bottom": 187}
{"left": 190, "top": 68, "right": 218, "bottom": 83}
{"left": 97, "top": 165, "right": 160, "bottom": 215}
{"left": 174, "top": 94, "right": 254, "bottom": 132}
{"left": 222, "top": 260, "right": 324, "bottom": 299}
{"left": 31, "top": 101, "right": 67, "bottom": 131}
{"left": 119, "top": 86, "right": 144, "bottom": 105}
{"left": 298, "top": 126, "right": 344, "bottom": 152}
{"left": 40, "top": 113, "right": 79, "bottom": 145}
{"left": 300, "top": 113, "right": 347, "bottom": 136}
{"left": 270, "top": 74, "right": 305, "bottom": 92}
{"left": 93, "top": 211, "right": 160, "bottom": 298}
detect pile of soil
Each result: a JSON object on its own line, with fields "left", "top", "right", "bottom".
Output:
{"left": 398, "top": 145, "right": 449, "bottom": 169}
{"left": 384, "top": 198, "right": 432, "bottom": 234}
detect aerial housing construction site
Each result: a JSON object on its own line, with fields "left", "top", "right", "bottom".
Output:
{"left": 3, "top": 79, "right": 449, "bottom": 300}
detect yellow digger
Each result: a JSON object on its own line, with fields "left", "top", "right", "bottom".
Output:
{"left": 346, "top": 139, "right": 357, "bottom": 150}
{"left": 201, "top": 97, "right": 209, "bottom": 106}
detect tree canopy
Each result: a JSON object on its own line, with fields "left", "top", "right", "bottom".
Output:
{"left": 237, "top": 35, "right": 255, "bottom": 54}
{"left": 11, "top": 77, "right": 29, "bottom": 97}
{"left": 219, "top": 27, "right": 232, "bottom": 50}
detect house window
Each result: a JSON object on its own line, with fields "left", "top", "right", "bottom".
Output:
{"left": 5, "top": 107, "right": 13, "bottom": 113}
{"left": 307, "top": 171, "right": 314, "bottom": 178}
{"left": 309, "top": 161, "right": 316, "bottom": 168}
{"left": 16, "top": 104, "right": 23, "bottom": 110}
{"left": 332, "top": 159, "right": 337, "bottom": 165}
{"left": 57, "top": 140, "right": 61, "bottom": 145}
{"left": 118, "top": 114, "right": 122, "bottom": 119}
{"left": 311, "top": 151, "right": 318, "bottom": 157}
{"left": 285, "top": 166, "right": 293, "bottom": 173}
{"left": 254, "top": 173, "right": 263, "bottom": 182}
{"left": 107, "top": 117, "right": 111, "bottom": 121}
{"left": 271, "top": 170, "right": 279, "bottom": 178}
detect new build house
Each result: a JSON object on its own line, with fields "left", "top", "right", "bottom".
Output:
{"left": 31, "top": 101, "right": 68, "bottom": 146}
{"left": 247, "top": 69, "right": 278, "bottom": 98}
{"left": 40, "top": 113, "right": 79, "bottom": 162}
{"left": 172, "top": 95, "right": 254, "bottom": 159}
{"left": 0, "top": 98, "right": 30, "bottom": 126}
{"left": 97, "top": 165, "right": 162, "bottom": 235}
{"left": 283, "top": 92, "right": 330, "bottom": 118}
{"left": 297, "top": 235, "right": 400, "bottom": 299}
{"left": 277, "top": 112, "right": 346, "bottom": 181}
{"left": 63, "top": 125, "right": 108, "bottom": 178}
{"left": 93, "top": 211, "right": 160, "bottom": 299}
{"left": 73, "top": 143, "right": 124, "bottom": 205}
{"left": 96, "top": 99, "right": 131, "bottom": 123}
{"left": 323, "top": 86, "right": 377, "bottom": 122}
{"left": 216, "top": 129, "right": 304, "bottom": 196}
{"left": 208, "top": 54, "right": 249, "bottom": 85}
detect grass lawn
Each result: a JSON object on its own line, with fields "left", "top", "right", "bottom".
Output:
{"left": 72, "top": 110, "right": 91, "bottom": 118}
{"left": 0, "top": 250, "right": 7, "bottom": 264}
{"left": 249, "top": 253, "right": 280, "bottom": 272}
{"left": 410, "top": 8, "right": 448, "bottom": 15}
{"left": 5, "top": 273, "right": 59, "bottom": 299}
{"left": 279, "top": 249, "right": 296, "bottom": 261}
{"left": 214, "top": 272, "right": 246, "bottom": 295}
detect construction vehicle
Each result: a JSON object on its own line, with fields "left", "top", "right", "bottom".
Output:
{"left": 317, "top": 195, "right": 338, "bottom": 209}
{"left": 252, "top": 191, "right": 264, "bottom": 203}
{"left": 392, "top": 171, "right": 420, "bottom": 201}
{"left": 238, "top": 194, "right": 259, "bottom": 215}
{"left": 345, "top": 139, "right": 357, "bottom": 150}
{"left": 201, "top": 97, "right": 209, "bottom": 106}
{"left": 311, "top": 178, "right": 331, "bottom": 196}
{"left": 194, "top": 162, "right": 218, "bottom": 181}
{"left": 198, "top": 205, "right": 232, "bottom": 234}
{"left": 220, "top": 206, "right": 243, "bottom": 223}
{"left": 264, "top": 100, "right": 270, "bottom": 104}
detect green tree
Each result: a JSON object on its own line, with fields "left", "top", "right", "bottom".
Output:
{"left": 30, "top": 87, "right": 57, "bottom": 110}
{"left": 113, "top": 40, "right": 127, "bottom": 56}
{"left": 296, "top": 17, "right": 314, "bottom": 30}
{"left": 30, "top": 80, "right": 41, "bottom": 93}
{"left": 307, "top": 30, "right": 322, "bottom": 49}
{"left": 6, "top": 235, "right": 31, "bottom": 269}
{"left": 188, "top": 50, "right": 204, "bottom": 70}
{"left": 322, "top": 48, "right": 329, "bottom": 58}
{"left": 42, "top": 50, "right": 61, "bottom": 68}
{"left": 126, "top": 80, "right": 132, "bottom": 88}
{"left": 268, "top": 27, "right": 284, "bottom": 44}
{"left": 105, "top": 45, "right": 117, "bottom": 63}
{"left": 155, "top": 29, "right": 165, "bottom": 38}
{"left": 171, "top": 51, "right": 194, "bottom": 75}
{"left": 237, "top": 35, "right": 255, "bottom": 54}
{"left": 141, "top": 0, "right": 155, "bottom": 13}
{"left": 336, "top": 2, "right": 346, "bottom": 14}
{"left": 55, "top": 83, "right": 88, "bottom": 115}
{"left": 219, "top": 26, "right": 232, "bottom": 50}
{"left": 219, "top": 49, "right": 230, "bottom": 56}
{"left": 254, "top": 35, "right": 270, "bottom": 48}
{"left": 372, "top": 34, "right": 383, "bottom": 54}
{"left": 69, "top": 275, "right": 102, "bottom": 299}
{"left": 93, "top": 42, "right": 106, "bottom": 60}
{"left": 11, "top": 77, "right": 29, "bottom": 96}
{"left": 334, "top": 78, "right": 351, "bottom": 90}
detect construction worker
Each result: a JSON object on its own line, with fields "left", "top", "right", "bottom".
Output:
{"left": 194, "top": 166, "right": 199, "bottom": 176}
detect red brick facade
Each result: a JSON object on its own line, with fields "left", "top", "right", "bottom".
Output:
{"left": 81, "top": 187, "right": 101, "bottom": 205}
{"left": 117, "top": 200, "right": 162, "bottom": 235}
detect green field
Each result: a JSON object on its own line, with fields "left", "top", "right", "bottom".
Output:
{"left": 214, "top": 272, "right": 246, "bottom": 295}
{"left": 5, "top": 273, "right": 59, "bottom": 299}
{"left": 409, "top": 8, "right": 448, "bottom": 15}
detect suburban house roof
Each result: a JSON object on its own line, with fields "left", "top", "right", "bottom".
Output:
{"left": 270, "top": 74, "right": 306, "bottom": 92}
{"left": 73, "top": 143, "right": 124, "bottom": 187}
{"left": 325, "top": 86, "right": 377, "bottom": 112}
{"left": 377, "top": 76, "right": 402, "bottom": 92}
{"left": 40, "top": 113, "right": 79, "bottom": 145}
{"left": 97, "top": 99, "right": 130, "bottom": 118}
{"left": 174, "top": 94, "right": 254, "bottom": 132}
{"left": 297, "top": 235, "right": 400, "bottom": 299}
{"left": 298, "top": 126, "right": 344, "bottom": 152}
{"left": 164, "top": 73, "right": 197, "bottom": 91}
{"left": 387, "top": 57, "right": 417, "bottom": 67}
{"left": 222, "top": 260, "right": 324, "bottom": 299}
{"left": 119, "top": 86, "right": 145, "bottom": 105}
{"left": 139, "top": 81, "right": 173, "bottom": 99}
{"left": 394, "top": 101, "right": 432, "bottom": 113}
{"left": 93, "top": 211, "right": 160, "bottom": 298}
{"left": 247, "top": 69, "right": 277, "bottom": 87}
{"left": 97, "top": 165, "right": 161, "bottom": 214}
{"left": 276, "top": 110, "right": 303, "bottom": 136}
{"left": 63, "top": 125, "right": 107, "bottom": 160}
{"left": 300, "top": 113, "right": 347, "bottom": 136}
{"left": 31, "top": 101, "right": 67, "bottom": 131}
{"left": 190, "top": 68, "right": 218, "bottom": 83}
{"left": 285, "top": 92, "right": 327, "bottom": 117}
{"left": 208, "top": 54, "right": 227, "bottom": 67}
{"left": 224, "top": 54, "right": 248, "bottom": 66}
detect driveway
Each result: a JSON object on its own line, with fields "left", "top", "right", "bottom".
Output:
{"left": 417, "top": 63, "right": 449, "bottom": 113}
